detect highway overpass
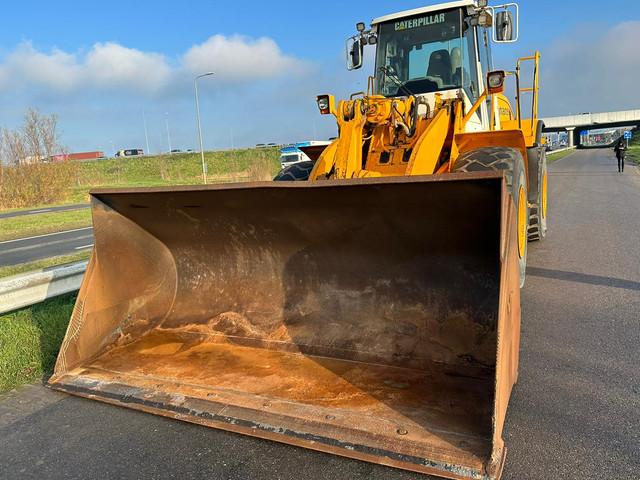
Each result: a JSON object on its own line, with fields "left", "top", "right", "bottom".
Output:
{"left": 542, "top": 109, "right": 640, "bottom": 147}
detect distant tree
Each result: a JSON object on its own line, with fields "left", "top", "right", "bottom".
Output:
{"left": 0, "top": 109, "right": 64, "bottom": 165}
{"left": 1, "top": 128, "right": 28, "bottom": 166}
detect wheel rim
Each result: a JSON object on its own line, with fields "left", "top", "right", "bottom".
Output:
{"left": 541, "top": 170, "right": 548, "bottom": 220}
{"left": 517, "top": 185, "right": 527, "bottom": 258}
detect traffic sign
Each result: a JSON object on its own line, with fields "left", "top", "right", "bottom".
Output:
{"left": 623, "top": 131, "right": 632, "bottom": 139}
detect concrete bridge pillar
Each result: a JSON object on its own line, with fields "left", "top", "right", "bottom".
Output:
{"left": 566, "top": 127, "right": 576, "bottom": 147}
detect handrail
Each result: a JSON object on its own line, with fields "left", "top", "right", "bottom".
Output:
{"left": 516, "top": 51, "right": 540, "bottom": 139}
{"left": 457, "top": 50, "right": 540, "bottom": 136}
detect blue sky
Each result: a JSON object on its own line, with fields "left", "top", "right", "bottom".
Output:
{"left": 0, "top": 1, "right": 637, "bottom": 153}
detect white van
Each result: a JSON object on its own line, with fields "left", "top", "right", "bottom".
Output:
{"left": 279, "top": 141, "right": 331, "bottom": 169}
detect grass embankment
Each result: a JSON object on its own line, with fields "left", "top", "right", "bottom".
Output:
{"left": 0, "top": 251, "right": 90, "bottom": 278}
{"left": 547, "top": 148, "right": 576, "bottom": 163}
{"left": 0, "top": 208, "right": 92, "bottom": 242}
{"left": 0, "top": 147, "right": 281, "bottom": 209}
{"left": 0, "top": 293, "right": 76, "bottom": 393}
{"left": 68, "top": 148, "right": 280, "bottom": 203}
{"left": 626, "top": 134, "right": 640, "bottom": 165}
{"left": 0, "top": 162, "right": 77, "bottom": 210}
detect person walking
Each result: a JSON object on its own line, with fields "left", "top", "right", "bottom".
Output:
{"left": 614, "top": 139, "right": 625, "bottom": 173}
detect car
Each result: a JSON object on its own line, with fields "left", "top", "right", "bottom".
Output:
{"left": 115, "top": 149, "right": 144, "bottom": 157}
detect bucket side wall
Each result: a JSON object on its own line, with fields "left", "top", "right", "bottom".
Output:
{"left": 53, "top": 196, "right": 178, "bottom": 375}
{"left": 488, "top": 184, "right": 522, "bottom": 476}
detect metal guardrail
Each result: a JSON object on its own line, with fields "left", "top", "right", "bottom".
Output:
{"left": 0, "top": 261, "right": 87, "bottom": 315}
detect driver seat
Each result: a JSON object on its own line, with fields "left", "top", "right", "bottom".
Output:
{"left": 426, "top": 49, "right": 452, "bottom": 86}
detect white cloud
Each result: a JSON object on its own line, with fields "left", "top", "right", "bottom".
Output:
{"left": 0, "top": 35, "right": 309, "bottom": 95}
{"left": 84, "top": 42, "right": 172, "bottom": 91}
{"left": 0, "top": 43, "right": 82, "bottom": 92}
{"left": 540, "top": 21, "right": 640, "bottom": 115}
{"left": 182, "top": 34, "right": 308, "bottom": 81}
{"left": 0, "top": 41, "right": 171, "bottom": 94}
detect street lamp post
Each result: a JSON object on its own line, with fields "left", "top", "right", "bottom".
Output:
{"left": 165, "top": 113, "right": 172, "bottom": 154}
{"left": 195, "top": 72, "right": 214, "bottom": 184}
{"left": 143, "top": 110, "right": 150, "bottom": 155}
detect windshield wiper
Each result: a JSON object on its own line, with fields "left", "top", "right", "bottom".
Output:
{"left": 378, "top": 66, "right": 415, "bottom": 97}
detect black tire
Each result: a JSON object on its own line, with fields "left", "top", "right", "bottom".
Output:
{"left": 273, "top": 161, "right": 314, "bottom": 181}
{"left": 526, "top": 147, "right": 548, "bottom": 241}
{"left": 453, "top": 147, "right": 529, "bottom": 288}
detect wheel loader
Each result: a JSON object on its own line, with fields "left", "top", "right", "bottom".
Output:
{"left": 50, "top": 1, "right": 547, "bottom": 479}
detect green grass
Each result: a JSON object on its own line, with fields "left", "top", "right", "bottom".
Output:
{"left": 547, "top": 148, "right": 576, "bottom": 163}
{"left": 626, "top": 135, "right": 640, "bottom": 165}
{"left": 0, "top": 147, "right": 281, "bottom": 209}
{"left": 68, "top": 148, "right": 281, "bottom": 203}
{"left": 0, "top": 293, "right": 76, "bottom": 393}
{"left": 0, "top": 251, "right": 91, "bottom": 278}
{"left": 0, "top": 148, "right": 279, "bottom": 268}
{"left": 0, "top": 208, "right": 92, "bottom": 242}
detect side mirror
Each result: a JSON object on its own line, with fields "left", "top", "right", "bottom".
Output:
{"left": 346, "top": 37, "right": 363, "bottom": 70}
{"left": 493, "top": 5, "right": 518, "bottom": 43}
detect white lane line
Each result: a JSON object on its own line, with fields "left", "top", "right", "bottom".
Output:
{"left": 0, "top": 234, "right": 94, "bottom": 255}
{"left": 74, "top": 244, "right": 94, "bottom": 250}
{"left": 0, "top": 227, "right": 93, "bottom": 245}
{"left": 28, "top": 209, "right": 52, "bottom": 214}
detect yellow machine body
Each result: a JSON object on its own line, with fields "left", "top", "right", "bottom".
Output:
{"left": 50, "top": 3, "right": 544, "bottom": 480}
{"left": 311, "top": 52, "right": 541, "bottom": 183}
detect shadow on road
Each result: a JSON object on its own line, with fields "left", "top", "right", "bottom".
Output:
{"left": 527, "top": 267, "right": 640, "bottom": 291}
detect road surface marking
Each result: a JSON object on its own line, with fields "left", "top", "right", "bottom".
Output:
{"left": 74, "top": 244, "right": 94, "bottom": 250}
{"left": 0, "top": 235, "right": 94, "bottom": 255}
{"left": 28, "top": 209, "right": 51, "bottom": 214}
{"left": 0, "top": 227, "right": 93, "bottom": 245}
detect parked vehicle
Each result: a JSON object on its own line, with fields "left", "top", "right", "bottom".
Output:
{"left": 115, "top": 149, "right": 144, "bottom": 157}
{"left": 49, "top": 151, "right": 104, "bottom": 162}
{"left": 279, "top": 141, "right": 331, "bottom": 168}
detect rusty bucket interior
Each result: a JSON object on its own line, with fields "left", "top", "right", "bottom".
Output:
{"left": 49, "top": 174, "right": 520, "bottom": 480}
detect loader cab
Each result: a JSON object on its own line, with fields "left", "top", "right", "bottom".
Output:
{"left": 373, "top": 9, "right": 479, "bottom": 98}
{"left": 374, "top": 6, "right": 487, "bottom": 130}
{"left": 347, "top": 1, "right": 518, "bottom": 131}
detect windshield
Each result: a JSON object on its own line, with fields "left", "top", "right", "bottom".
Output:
{"left": 374, "top": 8, "right": 475, "bottom": 97}
{"left": 281, "top": 154, "right": 299, "bottom": 163}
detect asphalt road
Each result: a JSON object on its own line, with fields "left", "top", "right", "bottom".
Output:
{"left": 0, "top": 227, "right": 94, "bottom": 267}
{"left": 0, "top": 203, "right": 89, "bottom": 220}
{"left": 1, "top": 148, "right": 638, "bottom": 479}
